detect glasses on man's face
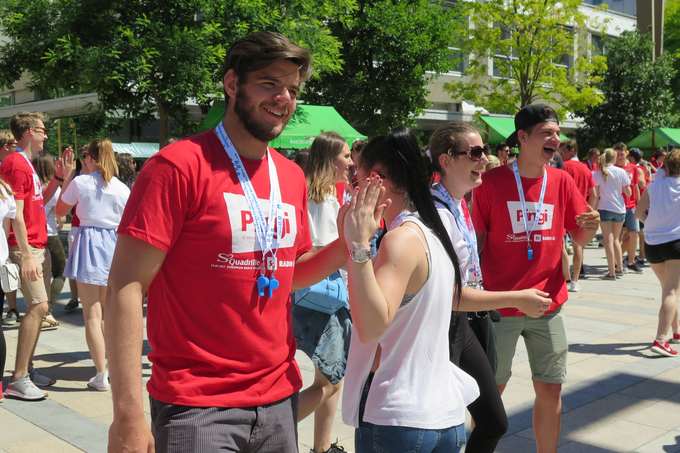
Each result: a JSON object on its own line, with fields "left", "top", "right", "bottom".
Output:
{"left": 7, "top": 142, "right": 17, "bottom": 148}
{"left": 449, "top": 144, "right": 490, "bottom": 162}
{"left": 80, "top": 153, "right": 88, "bottom": 161}
{"left": 32, "top": 126, "right": 47, "bottom": 135}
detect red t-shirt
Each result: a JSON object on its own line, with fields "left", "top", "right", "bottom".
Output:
{"left": 0, "top": 151, "right": 47, "bottom": 248}
{"left": 637, "top": 163, "right": 650, "bottom": 193}
{"left": 564, "top": 159, "right": 595, "bottom": 200}
{"left": 616, "top": 162, "right": 639, "bottom": 209}
{"left": 584, "top": 160, "right": 599, "bottom": 172}
{"left": 472, "top": 165, "right": 586, "bottom": 317}
{"left": 118, "top": 130, "right": 313, "bottom": 408}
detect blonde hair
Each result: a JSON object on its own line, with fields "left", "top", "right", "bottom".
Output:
{"left": 87, "top": 139, "right": 118, "bottom": 183}
{"left": 305, "top": 132, "right": 347, "bottom": 204}
{"left": 598, "top": 148, "right": 617, "bottom": 183}
{"left": 0, "top": 130, "right": 14, "bottom": 147}
{"left": 0, "top": 176, "right": 14, "bottom": 200}
{"left": 485, "top": 154, "right": 500, "bottom": 171}
{"left": 9, "top": 111, "right": 48, "bottom": 140}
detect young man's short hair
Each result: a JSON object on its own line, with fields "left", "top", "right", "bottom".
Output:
{"left": 588, "top": 148, "right": 600, "bottom": 158}
{"left": 0, "top": 130, "right": 14, "bottom": 147}
{"left": 560, "top": 139, "right": 577, "bottom": 154}
{"left": 495, "top": 142, "right": 508, "bottom": 153}
{"left": 613, "top": 142, "right": 627, "bottom": 152}
{"left": 9, "top": 111, "right": 48, "bottom": 140}
{"left": 223, "top": 31, "right": 313, "bottom": 104}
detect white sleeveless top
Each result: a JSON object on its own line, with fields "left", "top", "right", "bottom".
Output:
{"left": 644, "top": 176, "right": 680, "bottom": 245}
{"left": 342, "top": 216, "right": 479, "bottom": 429}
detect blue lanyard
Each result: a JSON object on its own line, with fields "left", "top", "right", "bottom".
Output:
{"left": 434, "top": 183, "right": 482, "bottom": 284}
{"left": 512, "top": 161, "right": 547, "bottom": 260}
{"left": 214, "top": 122, "right": 283, "bottom": 295}
{"left": 389, "top": 211, "right": 418, "bottom": 231}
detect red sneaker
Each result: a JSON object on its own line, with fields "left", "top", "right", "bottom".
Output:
{"left": 651, "top": 340, "right": 678, "bottom": 357}
{"left": 669, "top": 333, "right": 680, "bottom": 344}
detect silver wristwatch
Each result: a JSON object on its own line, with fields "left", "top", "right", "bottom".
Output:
{"left": 348, "top": 246, "right": 371, "bottom": 263}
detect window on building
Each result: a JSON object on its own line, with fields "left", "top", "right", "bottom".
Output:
{"left": 592, "top": 34, "right": 607, "bottom": 57}
{"left": 493, "top": 23, "right": 518, "bottom": 78}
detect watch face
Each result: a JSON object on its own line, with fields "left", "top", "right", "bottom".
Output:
{"left": 351, "top": 247, "right": 370, "bottom": 263}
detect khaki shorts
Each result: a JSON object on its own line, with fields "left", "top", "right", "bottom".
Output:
{"left": 495, "top": 306, "right": 568, "bottom": 385}
{"left": 9, "top": 245, "right": 52, "bottom": 305}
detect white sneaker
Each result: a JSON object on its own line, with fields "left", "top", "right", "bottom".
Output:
{"left": 28, "top": 364, "right": 55, "bottom": 387}
{"left": 88, "top": 371, "right": 109, "bottom": 391}
{"left": 568, "top": 281, "right": 581, "bottom": 292}
{"left": 6, "top": 374, "right": 48, "bottom": 400}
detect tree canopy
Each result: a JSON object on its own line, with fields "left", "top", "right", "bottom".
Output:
{"left": 575, "top": 29, "right": 678, "bottom": 151}
{"left": 302, "top": 0, "right": 461, "bottom": 136}
{"left": 663, "top": 0, "right": 680, "bottom": 114}
{"left": 443, "top": 0, "right": 607, "bottom": 118}
{"left": 0, "top": 0, "right": 353, "bottom": 146}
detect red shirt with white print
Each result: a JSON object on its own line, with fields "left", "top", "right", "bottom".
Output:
{"left": 616, "top": 162, "right": 639, "bottom": 209}
{"left": 472, "top": 165, "right": 586, "bottom": 317}
{"left": 0, "top": 151, "right": 47, "bottom": 248}
{"left": 118, "top": 130, "right": 312, "bottom": 408}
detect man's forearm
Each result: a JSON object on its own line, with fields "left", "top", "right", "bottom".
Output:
{"left": 11, "top": 216, "right": 32, "bottom": 256}
{"left": 292, "top": 238, "right": 346, "bottom": 291}
{"left": 42, "top": 178, "right": 61, "bottom": 203}
{"left": 105, "top": 284, "right": 146, "bottom": 420}
{"left": 570, "top": 226, "right": 598, "bottom": 247}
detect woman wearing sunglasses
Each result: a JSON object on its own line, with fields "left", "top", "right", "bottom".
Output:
{"left": 428, "top": 122, "right": 552, "bottom": 453}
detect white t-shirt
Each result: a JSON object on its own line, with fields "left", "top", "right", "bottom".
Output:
{"left": 0, "top": 185, "right": 17, "bottom": 263}
{"left": 307, "top": 193, "right": 340, "bottom": 248}
{"left": 61, "top": 172, "right": 130, "bottom": 229}
{"left": 643, "top": 176, "right": 680, "bottom": 245}
{"left": 593, "top": 165, "right": 630, "bottom": 214}
{"left": 42, "top": 183, "right": 61, "bottom": 236}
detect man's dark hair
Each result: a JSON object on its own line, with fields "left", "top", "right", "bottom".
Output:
{"left": 654, "top": 148, "right": 667, "bottom": 159}
{"left": 495, "top": 142, "right": 507, "bottom": 153}
{"left": 223, "top": 31, "right": 313, "bottom": 104}
{"left": 588, "top": 148, "right": 600, "bottom": 157}
{"left": 613, "top": 142, "right": 627, "bottom": 152}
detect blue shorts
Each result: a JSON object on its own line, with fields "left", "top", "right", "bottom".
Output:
{"left": 292, "top": 305, "right": 352, "bottom": 384}
{"left": 624, "top": 208, "right": 640, "bottom": 232}
{"left": 599, "top": 209, "right": 624, "bottom": 223}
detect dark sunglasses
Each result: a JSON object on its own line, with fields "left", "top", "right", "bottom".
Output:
{"left": 449, "top": 144, "right": 490, "bottom": 162}
{"left": 80, "top": 153, "right": 88, "bottom": 160}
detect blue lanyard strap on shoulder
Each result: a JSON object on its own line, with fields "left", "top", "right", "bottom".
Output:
{"left": 512, "top": 161, "right": 547, "bottom": 259}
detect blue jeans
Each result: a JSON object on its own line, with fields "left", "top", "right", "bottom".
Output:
{"left": 355, "top": 373, "right": 466, "bottom": 453}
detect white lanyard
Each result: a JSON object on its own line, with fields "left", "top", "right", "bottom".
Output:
{"left": 18, "top": 149, "right": 44, "bottom": 210}
{"left": 434, "top": 183, "right": 482, "bottom": 285}
{"left": 214, "top": 122, "right": 283, "bottom": 296}
{"left": 512, "top": 161, "right": 547, "bottom": 260}
{"left": 389, "top": 211, "right": 418, "bottom": 231}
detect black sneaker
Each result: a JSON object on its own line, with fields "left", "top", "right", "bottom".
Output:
{"left": 635, "top": 257, "right": 646, "bottom": 266}
{"left": 3, "top": 308, "right": 20, "bottom": 326}
{"left": 599, "top": 272, "right": 616, "bottom": 281}
{"left": 627, "top": 262, "right": 643, "bottom": 274}
{"left": 64, "top": 298, "right": 79, "bottom": 313}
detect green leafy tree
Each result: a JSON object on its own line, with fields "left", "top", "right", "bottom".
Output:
{"left": 663, "top": 0, "right": 680, "bottom": 113}
{"left": 575, "top": 29, "right": 678, "bottom": 151}
{"left": 303, "top": 0, "right": 461, "bottom": 136}
{"left": 0, "top": 0, "right": 352, "bottom": 146}
{"left": 443, "top": 0, "right": 607, "bottom": 118}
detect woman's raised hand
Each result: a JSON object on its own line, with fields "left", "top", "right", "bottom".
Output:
{"left": 343, "top": 176, "right": 390, "bottom": 249}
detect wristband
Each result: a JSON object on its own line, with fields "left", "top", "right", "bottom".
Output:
{"left": 55, "top": 176, "right": 64, "bottom": 182}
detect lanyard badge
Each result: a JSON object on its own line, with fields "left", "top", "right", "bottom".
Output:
{"left": 512, "top": 162, "right": 547, "bottom": 261}
{"left": 215, "top": 122, "right": 283, "bottom": 298}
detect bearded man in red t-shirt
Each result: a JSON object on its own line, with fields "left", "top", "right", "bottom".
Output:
{"left": 106, "top": 32, "right": 385, "bottom": 453}
{"left": 472, "top": 104, "right": 600, "bottom": 453}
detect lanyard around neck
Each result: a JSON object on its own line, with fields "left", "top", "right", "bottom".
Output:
{"left": 434, "top": 183, "right": 482, "bottom": 283}
{"left": 389, "top": 211, "right": 417, "bottom": 231}
{"left": 214, "top": 122, "right": 282, "bottom": 266}
{"left": 512, "top": 161, "right": 547, "bottom": 260}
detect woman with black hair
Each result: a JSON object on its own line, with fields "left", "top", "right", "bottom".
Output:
{"left": 341, "top": 126, "right": 477, "bottom": 453}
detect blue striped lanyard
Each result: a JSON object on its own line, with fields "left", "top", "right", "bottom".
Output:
{"left": 214, "top": 122, "right": 283, "bottom": 275}
{"left": 512, "top": 161, "right": 547, "bottom": 260}
{"left": 434, "top": 183, "right": 482, "bottom": 285}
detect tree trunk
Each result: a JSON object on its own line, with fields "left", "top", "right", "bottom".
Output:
{"left": 158, "top": 101, "right": 170, "bottom": 149}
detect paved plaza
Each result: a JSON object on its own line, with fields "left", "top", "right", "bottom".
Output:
{"left": 0, "top": 244, "right": 679, "bottom": 452}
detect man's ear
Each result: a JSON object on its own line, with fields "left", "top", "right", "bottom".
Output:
{"left": 518, "top": 130, "right": 528, "bottom": 145}
{"left": 224, "top": 69, "right": 239, "bottom": 100}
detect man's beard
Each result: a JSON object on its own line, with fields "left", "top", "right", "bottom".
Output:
{"left": 233, "top": 87, "right": 290, "bottom": 143}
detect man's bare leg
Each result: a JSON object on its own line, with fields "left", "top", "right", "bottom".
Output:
{"left": 6, "top": 290, "right": 17, "bottom": 311}
{"left": 627, "top": 231, "right": 639, "bottom": 265}
{"left": 572, "top": 244, "right": 583, "bottom": 282}
{"left": 13, "top": 301, "right": 48, "bottom": 378}
{"left": 533, "top": 381, "right": 562, "bottom": 453}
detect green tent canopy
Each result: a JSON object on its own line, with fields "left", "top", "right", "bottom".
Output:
{"left": 199, "top": 101, "right": 367, "bottom": 149}
{"left": 627, "top": 127, "right": 680, "bottom": 150}
{"left": 479, "top": 116, "right": 568, "bottom": 145}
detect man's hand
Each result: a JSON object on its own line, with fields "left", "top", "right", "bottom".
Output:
{"left": 515, "top": 289, "right": 552, "bottom": 318}
{"left": 108, "top": 415, "right": 155, "bottom": 453}
{"left": 575, "top": 205, "right": 600, "bottom": 231}
{"left": 21, "top": 255, "right": 41, "bottom": 282}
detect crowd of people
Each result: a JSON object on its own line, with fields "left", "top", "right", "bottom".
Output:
{"left": 1, "top": 31, "right": 679, "bottom": 453}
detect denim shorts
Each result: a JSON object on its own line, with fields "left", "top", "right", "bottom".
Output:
{"left": 599, "top": 209, "right": 624, "bottom": 223}
{"left": 624, "top": 208, "right": 640, "bottom": 232}
{"left": 355, "top": 373, "right": 466, "bottom": 453}
{"left": 292, "top": 304, "right": 352, "bottom": 385}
